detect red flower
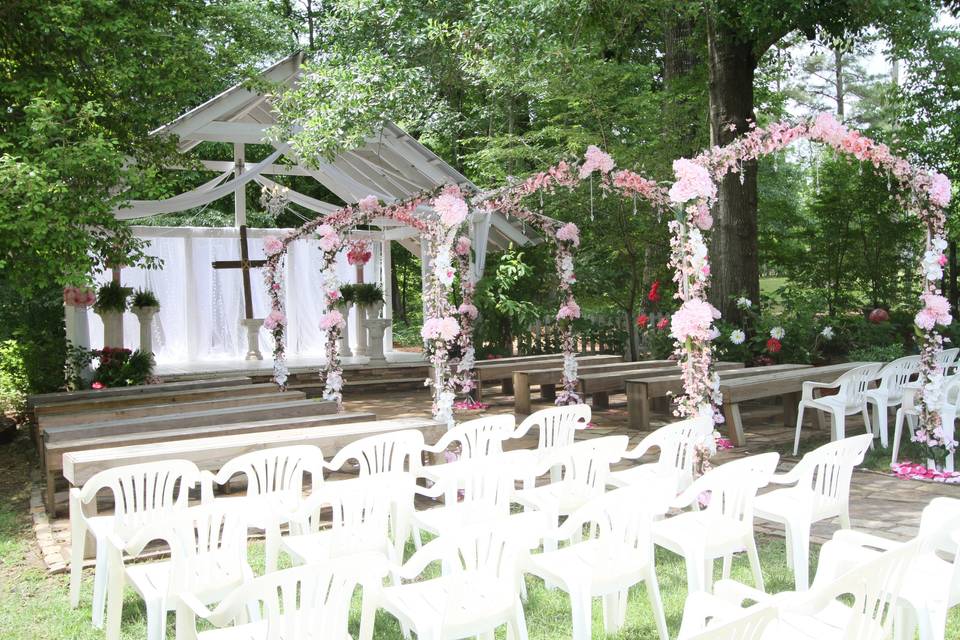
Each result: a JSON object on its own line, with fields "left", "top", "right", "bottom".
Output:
{"left": 656, "top": 317, "right": 669, "bottom": 330}
{"left": 647, "top": 280, "right": 661, "bottom": 303}
{"left": 91, "top": 381, "right": 105, "bottom": 390}
{"left": 766, "top": 338, "right": 782, "bottom": 353}
{"left": 636, "top": 314, "right": 649, "bottom": 328}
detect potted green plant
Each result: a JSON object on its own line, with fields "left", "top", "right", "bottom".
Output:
{"left": 131, "top": 289, "right": 160, "bottom": 355}
{"left": 94, "top": 282, "right": 131, "bottom": 348}
{"left": 353, "top": 283, "right": 385, "bottom": 319}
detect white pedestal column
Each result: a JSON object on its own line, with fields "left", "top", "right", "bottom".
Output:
{"left": 133, "top": 307, "right": 158, "bottom": 355}
{"left": 97, "top": 310, "right": 124, "bottom": 349}
{"left": 241, "top": 318, "right": 264, "bottom": 360}
{"left": 366, "top": 318, "right": 391, "bottom": 365}
{"left": 352, "top": 306, "right": 369, "bottom": 357}
{"left": 337, "top": 303, "right": 352, "bottom": 356}
{"left": 64, "top": 305, "right": 91, "bottom": 350}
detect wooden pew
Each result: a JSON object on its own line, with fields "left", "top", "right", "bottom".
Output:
{"left": 475, "top": 354, "right": 622, "bottom": 399}
{"left": 625, "top": 363, "right": 814, "bottom": 430}
{"left": 27, "top": 376, "right": 252, "bottom": 409}
{"left": 717, "top": 362, "right": 873, "bottom": 447}
{"left": 513, "top": 360, "right": 673, "bottom": 414}
{"left": 38, "top": 390, "right": 307, "bottom": 429}
{"left": 579, "top": 362, "right": 745, "bottom": 408}
{"left": 62, "top": 417, "right": 442, "bottom": 488}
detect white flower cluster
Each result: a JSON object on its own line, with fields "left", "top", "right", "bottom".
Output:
{"left": 729, "top": 329, "right": 746, "bottom": 345}
{"left": 562, "top": 352, "right": 578, "bottom": 385}
{"left": 923, "top": 238, "right": 948, "bottom": 281}
{"left": 457, "top": 346, "right": 476, "bottom": 373}
{"left": 688, "top": 228, "right": 709, "bottom": 283}
{"left": 735, "top": 297, "right": 752, "bottom": 309}
{"left": 560, "top": 254, "right": 576, "bottom": 284}
{"left": 436, "top": 389, "right": 456, "bottom": 427}
{"left": 322, "top": 370, "right": 343, "bottom": 402}
{"left": 770, "top": 326, "right": 785, "bottom": 340}
{"left": 821, "top": 326, "right": 834, "bottom": 339}
{"left": 433, "top": 248, "right": 456, "bottom": 287}
{"left": 273, "top": 360, "right": 289, "bottom": 388}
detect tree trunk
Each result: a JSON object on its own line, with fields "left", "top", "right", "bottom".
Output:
{"left": 950, "top": 240, "right": 958, "bottom": 316}
{"left": 706, "top": 15, "right": 760, "bottom": 323}
{"left": 834, "top": 46, "right": 845, "bottom": 120}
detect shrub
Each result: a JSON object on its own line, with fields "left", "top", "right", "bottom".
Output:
{"left": 92, "top": 348, "right": 154, "bottom": 388}
{"left": 0, "top": 341, "right": 28, "bottom": 415}
{"left": 848, "top": 343, "right": 906, "bottom": 363}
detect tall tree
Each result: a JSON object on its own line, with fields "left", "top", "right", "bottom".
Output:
{"left": 701, "top": 0, "right": 935, "bottom": 321}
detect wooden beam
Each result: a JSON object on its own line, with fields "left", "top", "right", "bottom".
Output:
{"left": 166, "top": 161, "right": 311, "bottom": 176}
{"left": 184, "top": 121, "right": 271, "bottom": 144}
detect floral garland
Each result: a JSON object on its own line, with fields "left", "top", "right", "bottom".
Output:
{"left": 262, "top": 188, "right": 471, "bottom": 422}
{"left": 479, "top": 146, "right": 670, "bottom": 405}
{"left": 452, "top": 236, "right": 478, "bottom": 396}
{"left": 668, "top": 112, "right": 953, "bottom": 463}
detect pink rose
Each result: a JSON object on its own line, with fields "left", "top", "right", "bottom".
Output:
{"left": 319, "top": 309, "right": 346, "bottom": 330}
{"left": 458, "top": 303, "right": 479, "bottom": 319}
{"left": 263, "top": 310, "right": 286, "bottom": 330}
{"left": 455, "top": 237, "right": 472, "bottom": 256}
{"left": 670, "top": 299, "right": 720, "bottom": 342}
{"left": 555, "top": 222, "right": 580, "bottom": 246}
{"left": 433, "top": 193, "right": 468, "bottom": 227}
{"left": 579, "top": 145, "right": 615, "bottom": 178}
{"left": 694, "top": 210, "right": 713, "bottom": 230}
{"left": 358, "top": 195, "right": 379, "bottom": 212}
{"left": 421, "top": 316, "right": 461, "bottom": 341}
{"left": 263, "top": 235, "right": 284, "bottom": 256}
{"left": 556, "top": 300, "right": 581, "bottom": 321}
{"left": 918, "top": 293, "right": 952, "bottom": 329}
{"left": 669, "top": 158, "right": 716, "bottom": 204}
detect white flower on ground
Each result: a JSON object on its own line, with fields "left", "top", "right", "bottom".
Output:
{"left": 821, "top": 326, "right": 834, "bottom": 340}
{"left": 770, "top": 326, "right": 786, "bottom": 340}
{"left": 735, "top": 297, "right": 752, "bottom": 309}
{"left": 729, "top": 329, "right": 746, "bottom": 345}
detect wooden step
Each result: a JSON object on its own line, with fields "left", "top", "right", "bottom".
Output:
{"left": 27, "top": 376, "right": 252, "bottom": 408}
{"left": 38, "top": 391, "right": 306, "bottom": 429}
{"left": 43, "top": 399, "right": 337, "bottom": 443}
{"left": 290, "top": 376, "right": 427, "bottom": 397}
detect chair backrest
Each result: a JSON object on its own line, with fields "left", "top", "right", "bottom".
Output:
{"left": 436, "top": 453, "right": 533, "bottom": 519}
{"left": 698, "top": 453, "right": 779, "bottom": 525}
{"left": 805, "top": 537, "right": 920, "bottom": 640}
{"left": 81, "top": 459, "right": 200, "bottom": 536}
{"left": 917, "top": 496, "right": 960, "bottom": 599}
{"left": 215, "top": 445, "right": 324, "bottom": 506}
{"left": 686, "top": 603, "right": 778, "bottom": 640}
{"left": 326, "top": 429, "right": 425, "bottom": 476}
{"left": 574, "top": 486, "right": 665, "bottom": 562}
{"left": 794, "top": 434, "right": 872, "bottom": 519}
{"left": 201, "top": 563, "right": 360, "bottom": 640}
{"left": 445, "top": 414, "right": 515, "bottom": 459}
{"left": 295, "top": 474, "right": 402, "bottom": 549}
{"left": 837, "top": 363, "right": 884, "bottom": 409}
{"left": 551, "top": 436, "right": 628, "bottom": 492}
{"left": 645, "top": 417, "right": 711, "bottom": 490}
{"left": 937, "top": 347, "right": 960, "bottom": 370}
{"left": 876, "top": 356, "right": 920, "bottom": 401}
{"left": 515, "top": 404, "right": 590, "bottom": 450}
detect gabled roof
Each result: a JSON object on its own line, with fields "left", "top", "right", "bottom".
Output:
{"left": 150, "top": 52, "right": 536, "bottom": 250}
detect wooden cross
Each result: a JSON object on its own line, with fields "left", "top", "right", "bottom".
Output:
{"left": 212, "top": 225, "right": 267, "bottom": 320}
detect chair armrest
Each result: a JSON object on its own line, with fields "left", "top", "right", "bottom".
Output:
{"left": 396, "top": 536, "right": 451, "bottom": 581}
{"left": 623, "top": 431, "right": 659, "bottom": 461}
{"left": 830, "top": 529, "right": 900, "bottom": 552}
{"left": 713, "top": 579, "right": 773, "bottom": 605}
{"left": 422, "top": 430, "right": 458, "bottom": 454}
{"left": 802, "top": 380, "right": 839, "bottom": 401}
{"left": 767, "top": 459, "right": 808, "bottom": 486}
{"left": 177, "top": 591, "right": 216, "bottom": 621}
{"left": 199, "top": 470, "right": 216, "bottom": 504}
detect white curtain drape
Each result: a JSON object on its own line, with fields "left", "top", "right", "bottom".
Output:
{"left": 86, "top": 226, "right": 378, "bottom": 364}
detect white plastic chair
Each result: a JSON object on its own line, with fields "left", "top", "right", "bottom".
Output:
{"left": 680, "top": 534, "right": 921, "bottom": 640}
{"left": 820, "top": 497, "right": 960, "bottom": 640}
{"left": 360, "top": 513, "right": 545, "bottom": 640}
{"left": 210, "top": 445, "right": 326, "bottom": 573}
{"left": 937, "top": 347, "right": 960, "bottom": 374}
{"left": 754, "top": 434, "right": 872, "bottom": 590}
{"left": 177, "top": 560, "right": 382, "bottom": 640}
{"left": 412, "top": 450, "right": 535, "bottom": 549}
{"left": 514, "top": 436, "right": 628, "bottom": 547}
{"left": 69, "top": 460, "right": 202, "bottom": 628}
{"left": 325, "top": 429, "right": 425, "bottom": 476}
{"left": 679, "top": 602, "right": 778, "bottom": 640}
{"left": 104, "top": 503, "right": 252, "bottom": 640}
{"left": 793, "top": 363, "right": 883, "bottom": 455}
{"left": 652, "top": 452, "right": 780, "bottom": 594}
{"left": 523, "top": 486, "right": 671, "bottom": 640}
{"left": 608, "top": 417, "right": 711, "bottom": 495}
{"left": 513, "top": 404, "right": 590, "bottom": 482}
{"left": 420, "top": 414, "right": 516, "bottom": 486}
{"left": 863, "top": 356, "right": 920, "bottom": 448}
{"left": 892, "top": 374, "right": 960, "bottom": 472}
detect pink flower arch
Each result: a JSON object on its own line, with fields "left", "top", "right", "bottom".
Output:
{"left": 668, "top": 113, "right": 953, "bottom": 463}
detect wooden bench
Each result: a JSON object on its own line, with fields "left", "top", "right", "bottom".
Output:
{"left": 579, "top": 362, "right": 745, "bottom": 408}
{"left": 62, "top": 417, "right": 443, "bottom": 488}
{"left": 475, "top": 354, "right": 622, "bottom": 399}
{"left": 513, "top": 360, "right": 673, "bottom": 414}
{"left": 625, "top": 363, "right": 814, "bottom": 431}
{"left": 38, "top": 390, "right": 307, "bottom": 429}
{"left": 717, "top": 362, "right": 874, "bottom": 446}
{"left": 27, "top": 376, "right": 252, "bottom": 409}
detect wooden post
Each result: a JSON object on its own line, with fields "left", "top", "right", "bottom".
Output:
{"left": 381, "top": 238, "right": 393, "bottom": 352}
{"left": 627, "top": 382, "right": 649, "bottom": 430}
{"left": 514, "top": 372, "right": 531, "bottom": 414}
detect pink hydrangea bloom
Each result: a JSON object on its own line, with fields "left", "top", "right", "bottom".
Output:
{"left": 556, "top": 300, "right": 581, "bottom": 321}
{"left": 917, "top": 293, "right": 952, "bottom": 329}
{"left": 263, "top": 235, "right": 284, "bottom": 256}
{"left": 930, "top": 173, "right": 952, "bottom": 208}
{"left": 669, "top": 158, "right": 716, "bottom": 204}
{"left": 319, "top": 309, "right": 345, "bottom": 330}
{"left": 694, "top": 208, "right": 713, "bottom": 230}
{"left": 458, "top": 303, "right": 479, "bottom": 319}
{"left": 433, "top": 193, "right": 468, "bottom": 227}
{"left": 555, "top": 222, "right": 580, "bottom": 246}
{"left": 421, "top": 316, "right": 461, "bottom": 341}
{"left": 358, "top": 195, "right": 379, "bottom": 212}
{"left": 578, "top": 145, "right": 615, "bottom": 178}
{"left": 670, "top": 299, "right": 720, "bottom": 342}
{"left": 327, "top": 289, "right": 342, "bottom": 303}
{"left": 455, "top": 236, "right": 472, "bottom": 256}
{"left": 263, "top": 309, "right": 286, "bottom": 330}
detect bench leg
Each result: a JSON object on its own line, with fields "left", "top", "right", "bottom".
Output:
{"left": 722, "top": 403, "right": 746, "bottom": 447}
{"left": 515, "top": 382, "right": 532, "bottom": 415}
{"left": 592, "top": 392, "right": 610, "bottom": 410}
{"left": 46, "top": 470, "right": 57, "bottom": 517}
{"left": 501, "top": 378, "right": 514, "bottom": 395}
{"left": 782, "top": 392, "right": 800, "bottom": 428}
{"left": 651, "top": 397, "right": 670, "bottom": 412}
{"left": 540, "top": 384, "right": 556, "bottom": 402}
{"left": 628, "top": 387, "right": 649, "bottom": 430}
{"left": 475, "top": 380, "right": 484, "bottom": 402}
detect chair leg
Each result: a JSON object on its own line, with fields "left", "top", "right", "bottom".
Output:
{"left": 104, "top": 548, "right": 125, "bottom": 640}
{"left": 684, "top": 552, "right": 705, "bottom": 596}
{"left": 92, "top": 538, "right": 109, "bottom": 628}
{"left": 507, "top": 599, "right": 529, "bottom": 640}
{"left": 788, "top": 522, "right": 810, "bottom": 591}
{"left": 569, "top": 588, "right": 593, "bottom": 640}
{"left": 875, "top": 403, "right": 889, "bottom": 448}
{"left": 861, "top": 408, "right": 873, "bottom": 446}
{"left": 703, "top": 556, "right": 714, "bottom": 593}
{"left": 645, "top": 566, "right": 670, "bottom": 640}
{"left": 721, "top": 554, "right": 732, "bottom": 579}
{"left": 145, "top": 597, "right": 164, "bottom": 640}
{"left": 784, "top": 528, "right": 794, "bottom": 569}
{"left": 830, "top": 410, "right": 845, "bottom": 442}
{"left": 746, "top": 537, "right": 765, "bottom": 593}
{"left": 892, "top": 409, "right": 905, "bottom": 465}
{"left": 602, "top": 592, "right": 621, "bottom": 635}
{"left": 69, "top": 516, "right": 85, "bottom": 608}
{"left": 359, "top": 589, "right": 377, "bottom": 640}
{"left": 793, "top": 404, "right": 807, "bottom": 456}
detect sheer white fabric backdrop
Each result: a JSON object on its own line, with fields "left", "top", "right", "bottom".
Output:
{"left": 85, "top": 227, "right": 378, "bottom": 364}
